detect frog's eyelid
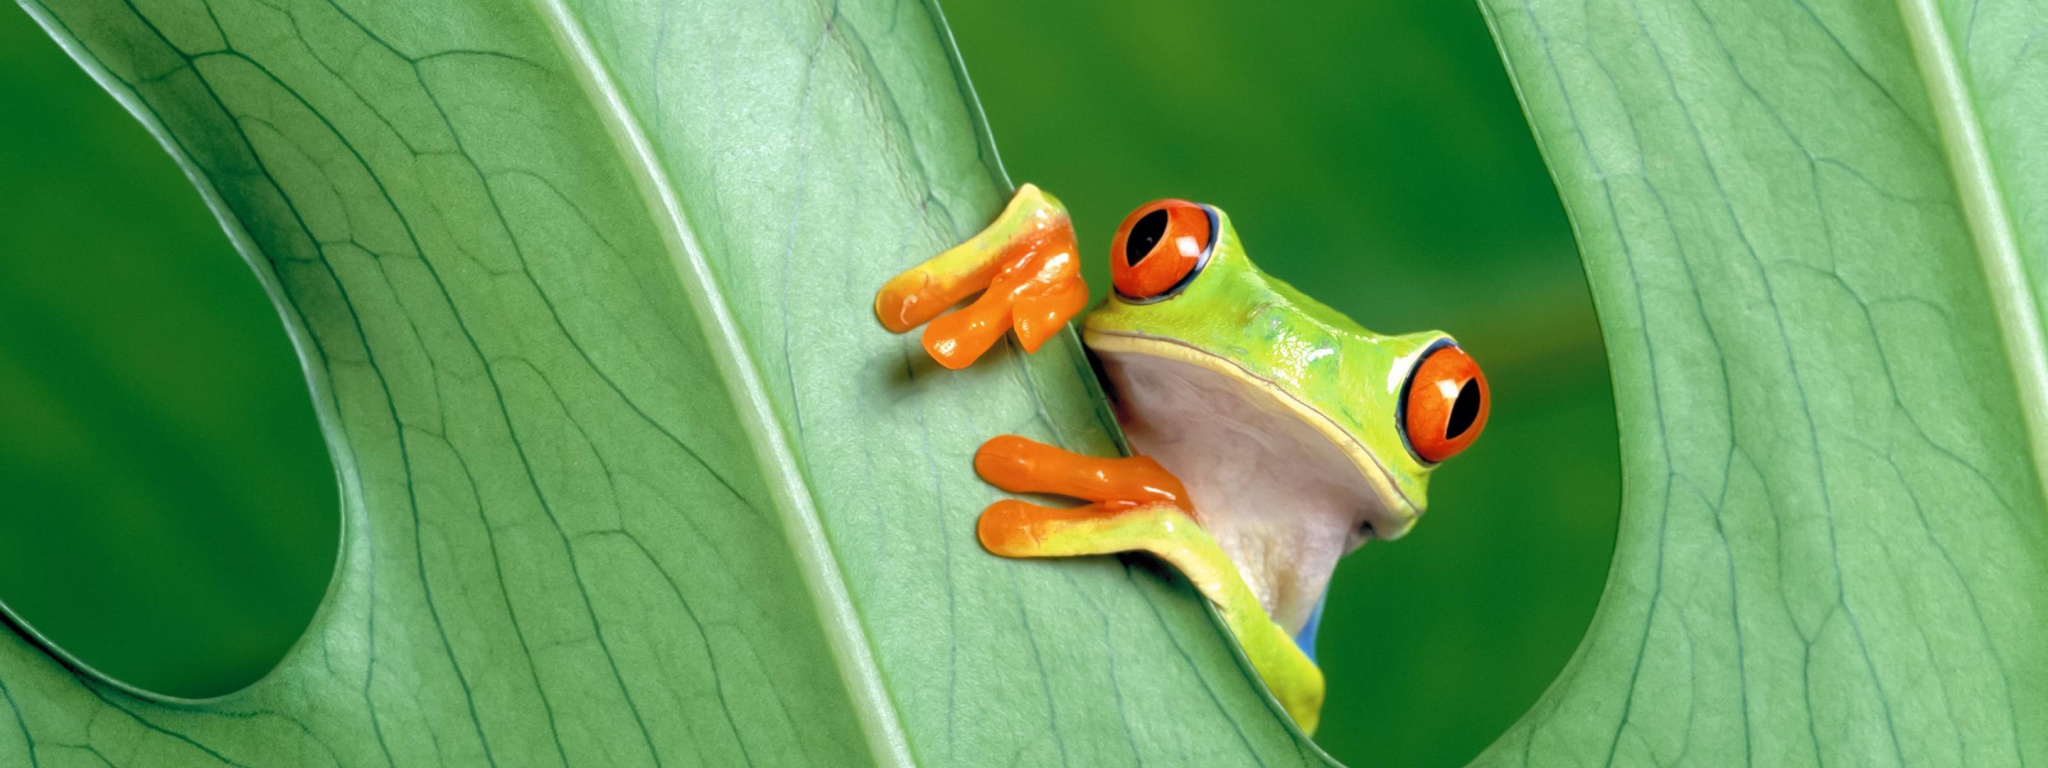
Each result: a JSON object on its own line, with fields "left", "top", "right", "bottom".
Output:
{"left": 1398, "top": 339, "right": 1490, "bottom": 464}
{"left": 1395, "top": 338, "right": 1461, "bottom": 464}
{"left": 1113, "top": 204, "right": 1218, "bottom": 305}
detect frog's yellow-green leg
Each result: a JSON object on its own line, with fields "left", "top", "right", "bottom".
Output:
{"left": 972, "top": 435, "right": 1327, "bottom": 733}
{"left": 874, "top": 184, "right": 1087, "bottom": 369}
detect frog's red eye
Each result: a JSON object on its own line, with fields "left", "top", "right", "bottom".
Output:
{"left": 1111, "top": 199, "right": 1214, "bottom": 302}
{"left": 1401, "top": 342, "right": 1489, "bottom": 463}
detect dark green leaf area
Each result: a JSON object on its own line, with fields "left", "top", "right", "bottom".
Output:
{"left": 0, "top": 7, "right": 338, "bottom": 700}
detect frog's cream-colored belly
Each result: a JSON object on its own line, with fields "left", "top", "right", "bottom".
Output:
{"left": 1087, "top": 336, "right": 1393, "bottom": 635}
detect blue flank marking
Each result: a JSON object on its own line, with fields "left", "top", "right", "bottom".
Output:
{"left": 1293, "top": 591, "right": 1328, "bottom": 662}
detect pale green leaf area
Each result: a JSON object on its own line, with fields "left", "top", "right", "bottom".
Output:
{"left": 1475, "top": 0, "right": 2048, "bottom": 765}
{"left": 6, "top": 0, "right": 1332, "bottom": 765}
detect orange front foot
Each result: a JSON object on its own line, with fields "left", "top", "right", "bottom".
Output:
{"left": 969, "top": 434, "right": 1327, "bottom": 732}
{"left": 974, "top": 432, "right": 1195, "bottom": 559}
{"left": 874, "top": 184, "right": 1088, "bottom": 369}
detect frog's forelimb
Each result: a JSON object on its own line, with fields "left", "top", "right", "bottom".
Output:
{"left": 973, "top": 435, "right": 1327, "bottom": 734}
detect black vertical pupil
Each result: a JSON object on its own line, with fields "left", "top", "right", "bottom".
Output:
{"left": 1125, "top": 209, "right": 1169, "bottom": 267}
{"left": 1444, "top": 379, "right": 1481, "bottom": 440}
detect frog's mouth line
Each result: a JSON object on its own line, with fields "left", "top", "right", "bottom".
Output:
{"left": 1080, "top": 328, "right": 1422, "bottom": 537}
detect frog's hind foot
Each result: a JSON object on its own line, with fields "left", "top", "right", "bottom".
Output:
{"left": 874, "top": 184, "right": 1086, "bottom": 370}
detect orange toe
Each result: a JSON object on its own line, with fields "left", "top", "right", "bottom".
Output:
{"left": 974, "top": 435, "right": 1190, "bottom": 510}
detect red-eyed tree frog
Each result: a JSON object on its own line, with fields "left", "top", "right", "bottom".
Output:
{"left": 874, "top": 184, "right": 1490, "bottom": 734}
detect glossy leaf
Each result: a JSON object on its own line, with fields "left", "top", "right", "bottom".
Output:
{"left": 5, "top": 0, "right": 1333, "bottom": 764}
{"left": 1474, "top": 0, "right": 2048, "bottom": 765}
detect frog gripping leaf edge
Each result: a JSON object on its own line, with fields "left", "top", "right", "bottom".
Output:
{"left": 878, "top": 186, "right": 1494, "bottom": 734}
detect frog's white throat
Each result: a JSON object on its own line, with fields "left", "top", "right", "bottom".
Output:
{"left": 1085, "top": 331, "right": 1417, "bottom": 636}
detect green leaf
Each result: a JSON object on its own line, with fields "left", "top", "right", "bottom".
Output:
{"left": 1474, "top": 0, "right": 2048, "bottom": 765}
{"left": 6, "top": 0, "right": 1332, "bottom": 764}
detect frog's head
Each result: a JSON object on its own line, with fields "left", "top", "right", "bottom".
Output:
{"left": 1080, "top": 199, "right": 1489, "bottom": 636}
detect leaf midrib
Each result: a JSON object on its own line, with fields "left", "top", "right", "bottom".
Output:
{"left": 1895, "top": 0, "right": 2048, "bottom": 497}
{"left": 526, "top": 3, "right": 917, "bottom": 766}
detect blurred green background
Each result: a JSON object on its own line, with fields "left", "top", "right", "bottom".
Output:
{"left": 0, "top": 0, "right": 1617, "bottom": 764}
